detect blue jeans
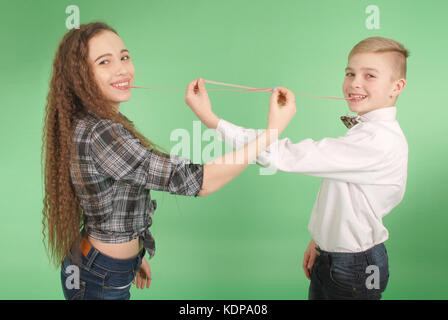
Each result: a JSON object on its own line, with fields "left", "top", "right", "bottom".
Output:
{"left": 60, "top": 240, "right": 145, "bottom": 300}
{"left": 308, "top": 243, "right": 389, "bottom": 300}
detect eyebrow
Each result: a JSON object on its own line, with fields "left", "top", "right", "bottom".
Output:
{"left": 345, "top": 67, "right": 380, "bottom": 73}
{"left": 94, "top": 49, "right": 129, "bottom": 62}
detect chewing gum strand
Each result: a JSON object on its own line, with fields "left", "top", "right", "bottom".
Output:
{"left": 132, "top": 79, "right": 350, "bottom": 100}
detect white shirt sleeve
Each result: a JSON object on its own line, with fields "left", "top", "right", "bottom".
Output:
{"left": 216, "top": 119, "right": 390, "bottom": 184}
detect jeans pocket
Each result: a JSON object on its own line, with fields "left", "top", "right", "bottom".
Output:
{"left": 61, "top": 255, "right": 108, "bottom": 300}
{"left": 104, "top": 271, "right": 134, "bottom": 289}
{"left": 104, "top": 270, "right": 135, "bottom": 289}
{"left": 103, "top": 270, "right": 135, "bottom": 300}
{"left": 329, "top": 261, "right": 362, "bottom": 292}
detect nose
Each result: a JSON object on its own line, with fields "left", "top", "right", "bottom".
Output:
{"left": 115, "top": 61, "right": 128, "bottom": 77}
{"left": 350, "top": 75, "right": 362, "bottom": 89}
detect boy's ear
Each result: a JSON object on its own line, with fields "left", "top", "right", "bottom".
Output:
{"left": 391, "top": 78, "right": 406, "bottom": 98}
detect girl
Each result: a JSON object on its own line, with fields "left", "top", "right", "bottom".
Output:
{"left": 41, "top": 22, "right": 295, "bottom": 300}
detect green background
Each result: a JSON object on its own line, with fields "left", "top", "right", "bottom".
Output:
{"left": 1, "top": 0, "right": 447, "bottom": 300}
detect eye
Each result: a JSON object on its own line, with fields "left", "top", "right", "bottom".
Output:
{"left": 367, "top": 74, "right": 376, "bottom": 78}
{"left": 345, "top": 72, "right": 354, "bottom": 77}
{"left": 122, "top": 55, "right": 130, "bottom": 61}
{"left": 99, "top": 60, "right": 109, "bottom": 65}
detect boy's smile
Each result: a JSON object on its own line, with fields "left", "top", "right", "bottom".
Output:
{"left": 342, "top": 52, "right": 406, "bottom": 115}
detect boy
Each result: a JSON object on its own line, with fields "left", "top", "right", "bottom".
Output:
{"left": 187, "top": 37, "right": 409, "bottom": 300}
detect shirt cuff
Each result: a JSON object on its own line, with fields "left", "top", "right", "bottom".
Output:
{"left": 216, "top": 119, "right": 238, "bottom": 142}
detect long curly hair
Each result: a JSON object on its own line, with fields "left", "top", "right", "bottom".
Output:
{"left": 42, "top": 22, "right": 161, "bottom": 268}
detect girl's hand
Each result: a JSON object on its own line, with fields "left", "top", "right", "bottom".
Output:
{"left": 185, "top": 78, "right": 220, "bottom": 129}
{"left": 266, "top": 87, "right": 296, "bottom": 137}
{"left": 302, "top": 239, "right": 318, "bottom": 280}
{"left": 133, "top": 257, "right": 151, "bottom": 289}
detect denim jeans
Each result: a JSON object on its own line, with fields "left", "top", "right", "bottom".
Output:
{"left": 308, "top": 243, "right": 389, "bottom": 300}
{"left": 60, "top": 240, "right": 145, "bottom": 300}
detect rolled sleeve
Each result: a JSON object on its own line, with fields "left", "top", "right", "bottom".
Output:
{"left": 168, "top": 155, "right": 204, "bottom": 196}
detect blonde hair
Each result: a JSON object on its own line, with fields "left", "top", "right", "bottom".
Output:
{"left": 349, "top": 36, "right": 410, "bottom": 79}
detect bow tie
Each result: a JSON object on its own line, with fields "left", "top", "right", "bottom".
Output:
{"left": 340, "top": 115, "right": 363, "bottom": 129}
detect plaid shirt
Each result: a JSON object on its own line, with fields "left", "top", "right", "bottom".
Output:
{"left": 70, "top": 111, "right": 203, "bottom": 259}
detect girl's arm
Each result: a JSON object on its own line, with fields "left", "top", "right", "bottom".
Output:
{"left": 185, "top": 79, "right": 296, "bottom": 197}
{"left": 199, "top": 129, "right": 272, "bottom": 196}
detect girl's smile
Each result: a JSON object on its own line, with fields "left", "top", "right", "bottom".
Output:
{"left": 88, "top": 31, "right": 135, "bottom": 112}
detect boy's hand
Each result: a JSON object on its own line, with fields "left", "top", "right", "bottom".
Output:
{"left": 185, "top": 78, "right": 220, "bottom": 129}
{"left": 266, "top": 87, "right": 296, "bottom": 137}
{"left": 302, "top": 239, "right": 318, "bottom": 280}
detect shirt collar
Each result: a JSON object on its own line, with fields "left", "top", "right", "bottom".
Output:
{"left": 359, "top": 106, "right": 397, "bottom": 122}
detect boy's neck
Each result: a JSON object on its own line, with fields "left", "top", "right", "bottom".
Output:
{"left": 357, "top": 105, "right": 395, "bottom": 116}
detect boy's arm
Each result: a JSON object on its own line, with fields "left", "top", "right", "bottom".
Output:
{"left": 187, "top": 80, "right": 399, "bottom": 185}
{"left": 216, "top": 119, "right": 266, "bottom": 151}
{"left": 216, "top": 119, "right": 401, "bottom": 185}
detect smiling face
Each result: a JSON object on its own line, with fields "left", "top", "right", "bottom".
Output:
{"left": 342, "top": 52, "right": 406, "bottom": 115}
{"left": 88, "top": 30, "right": 134, "bottom": 112}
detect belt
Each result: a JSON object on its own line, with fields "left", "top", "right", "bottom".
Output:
{"left": 80, "top": 236, "right": 92, "bottom": 257}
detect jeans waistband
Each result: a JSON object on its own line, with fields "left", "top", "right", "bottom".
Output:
{"left": 71, "top": 238, "right": 145, "bottom": 273}
{"left": 315, "top": 243, "right": 386, "bottom": 264}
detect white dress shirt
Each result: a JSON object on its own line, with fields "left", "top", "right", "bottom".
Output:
{"left": 216, "top": 106, "right": 408, "bottom": 253}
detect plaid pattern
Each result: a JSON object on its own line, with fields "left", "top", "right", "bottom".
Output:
{"left": 70, "top": 111, "right": 203, "bottom": 259}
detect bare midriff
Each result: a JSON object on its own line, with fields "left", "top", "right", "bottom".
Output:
{"left": 88, "top": 236, "right": 144, "bottom": 260}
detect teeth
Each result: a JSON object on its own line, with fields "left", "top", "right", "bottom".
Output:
{"left": 112, "top": 82, "right": 129, "bottom": 87}
{"left": 349, "top": 94, "right": 367, "bottom": 99}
